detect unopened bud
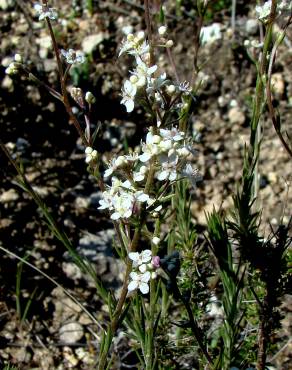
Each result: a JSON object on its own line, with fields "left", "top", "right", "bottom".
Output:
{"left": 130, "top": 75, "right": 138, "bottom": 84}
{"left": 14, "top": 54, "right": 22, "bottom": 63}
{"left": 115, "top": 156, "right": 126, "bottom": 167}
{"left": 165, "top": 39, "right": 174, "bottom": 48}
{"left": 158, "top": 26, "right": 167, "bottom": 36}
{"left": 166, "top": 84, "right": 176, "bottom": 95}
{"left": 137, "top": 31, "right": 145, "bottom": 41}
{"left": 71, "top": 87, "right": 84, "bottom": 108}
{"left": 152, "top": 135, "right": 161, "bottom": 144}
{"left": 127, "top": 33, "right": 134, "bottom": 41}
{"left": 85, "top": 91, "right": 96, "bottom": 104}
{"left": 85, "top": 147, "right": 93, "bottom": 154}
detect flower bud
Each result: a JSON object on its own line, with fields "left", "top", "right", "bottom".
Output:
{"left": 137, "top": 31, "right": 145, "bottom": 41}
{"left": 152, "top": 256, "right": 161, "bottom": 268}
{"left": 152, "top": 135, "right": 161, "bottom": 144}
{"left": 115, "top": 156, "right": 126, "bottom": 167}
{"left": 85, "top": 146, "right": 93, "bottom": 154}
{"left": 85, "top": 91, "right": 96, "bottom": 104}
{"left": 14, "top": 54, "right": 22, "bottom": 63}
{"left": 158, "top": 26, "right": 167, "bottom": 36}
{"left": 127, "top": 33, "right": 134, "bottom": 41}
{"left": 130, "top": 75, "right": 138, "bottom": 84}
{"left": 71, "top": 87, "right": 84, "bottom": 108}
{"left": 166, "top": 84, "right": 176, "bottom": 95}
{"left": 165, "top": 39, "right": 174, "bottom": 48}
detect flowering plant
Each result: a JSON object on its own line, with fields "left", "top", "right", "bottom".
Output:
{"left": 1, "top": 1, "right": 291, "bottom": 370}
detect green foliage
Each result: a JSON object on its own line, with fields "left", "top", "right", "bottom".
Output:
{"left": 205, "top": 0, "right": 232, "bottom": 21}
{"left": 3, "top": 365, "right": 19, "bottom": 370}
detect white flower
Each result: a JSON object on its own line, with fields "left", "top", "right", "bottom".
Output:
{"left": 98, "top": 192, "right": 113, "bottom": 211}
{"left": 128, "top": 271, "right": 151, "bottom": 294}
{"left": 61, "top": 49, "right": 85, "bottom": 64}
{"left": 200, "top": 23, "right": 221, "bottom": 45}
{"left": 111, "top": 193, "right": 134, "bottom": 220}
{"left": 104, "top": 156, "right": 126, "bottom": 178}
{"left": 119, "top": 33, "right": 149, "bottom": 58}
{"left": 129, "top": 249, "right": 152, "bottom": 268}
{"left": 85, "top": 147, "right": 97, "bottom": 163}
{"left": 178, "top": 81, "right": 192, "bottom": 95}
{"left": 255, "top": 1, "right": 271, "bottom": 20}
{"left": 139, "top": 131, "right": 160, "bottom": 162}
{"left": 278, "top": 0, "right": 292, "bottom": 12}
{"left": 156, "top": 154, "right": 178, "bottom": 181}
{"left": 132, "top": 58, "right": 158, "bottom": 87}
{"left": 159, "top": 127, "right": 185, "bottom": 142}
{"left": 182, "top": 164, "right": 202, "bottom": 188}
{"left": 256, "top": 1, "right": 291, "bottom": 20}
{"left": 121, "top": 80, "right": 137, "bottom": 113}
{"left": 146, "top": 73, "right": 169, "bottom": 95}
{"left": 34, "top": 3, "right": 58, "bottom": 20}
{"left": 125, "top": 152, "right": 139, "bottom": 162}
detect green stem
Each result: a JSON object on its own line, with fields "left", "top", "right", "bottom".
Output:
{"left": 97, "top": 227, "right": 141, "bottom": 370}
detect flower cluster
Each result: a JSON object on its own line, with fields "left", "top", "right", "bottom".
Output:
{"left": 34, "top": 3, "right": 57, "bottom": 21}
{"left": 255, "top": 0, "right": 292, "bottom": 20}
{"left": 128, "top": 250, "right": 160, "bottom": 294}
{"left": 119, "top": 30, "right": 174, "bottom": 112}
{"left": 98, "top": 125, "right": 201, "bottom": 221}
{"left": 85, "top": 147, "right": 97, "bottom": 164}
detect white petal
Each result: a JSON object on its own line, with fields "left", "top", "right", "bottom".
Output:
{"left": 139, "top": 282, "right": 149, "bottom": 294}
{"left": 169, "top": 171, "right": 177, "bottom": 181}
{"left": 139, "top": 152, "right": 151, "bottom": 163}
{"left": 128, "top": 281, "right": 139, "bottom": 292}
{"left": 152, "top": 237, "right": 160, "bottom": 245}
{"left": 129, "top": 252, "right": 139, "bottom": 262}
{"left": 139, "top": 264, "right": 147, "bottom": 273}
{"left": 130, "top": 271, "right": 139, "bottom": 280}
{"left": 140, "top": 271, "right": 151, "bottom": 282}
{"left": 122, "top": 180, "right": 132, "bottom": 189}
{"left": 148, "top": 65, "right": 158, "bottom": 74}
{"left": 141, "top": 250, "right": 152, "bottom": 263}
{"left": 133, "top": 172, "right": 144, "bottom": 182}
{"left": 157, "top": 171, "right": 168, "bottom": 181}
{"left": 104, "top": 168, "right": 113, "bottom": 178}
{"left": 110, "top": 212, "right": 121, "bottom": 220}
{"left": 137, "top": 193, "right": 149, "bottom": 202}
{"left": 125, "top": 99, "right": 134, "bottom": 113}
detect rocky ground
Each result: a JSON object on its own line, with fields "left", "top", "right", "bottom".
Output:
{"left": 0, "top": 0, "right": 291, "bottom": 369}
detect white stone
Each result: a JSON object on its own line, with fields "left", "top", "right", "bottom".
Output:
{"left": 82, "top": 33, "right": 105, "bottom": 54}
{"left": 245, "top": 19, "right": 258, "bottom": 35}
{"left": 0, "top": 0, "right": 15, "bottom": 10}
{"left": 228, "top": 107, "right": 245, "bottom": 125}
{"left": 59, "top": 322, "right": 84, "bottom": 344}
{"left": 0, "top": 189, "right": 19, "bottom": 203}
